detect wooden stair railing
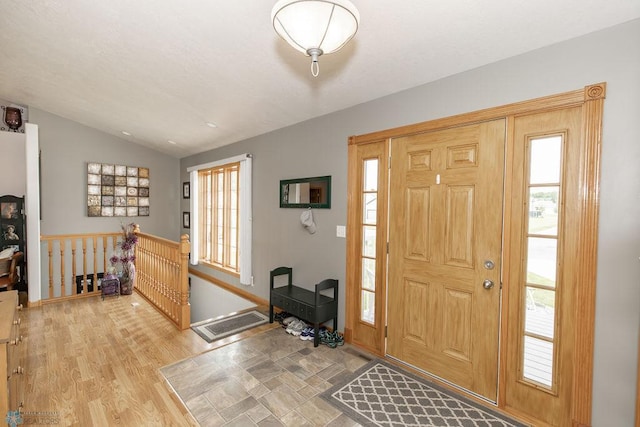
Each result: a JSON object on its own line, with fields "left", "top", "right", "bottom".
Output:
{"left": 40, "top": 229, "right": 191, "bottom": 330}
{"left": 40, "top": 232, "right": 120, "bottom": 302}
{"left": 134, "top": 232, "right": 191, "bottom": 330}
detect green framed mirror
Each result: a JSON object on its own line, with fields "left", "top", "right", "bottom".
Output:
{"left": 280, "top": 175, "right": 331, "bottom": 208}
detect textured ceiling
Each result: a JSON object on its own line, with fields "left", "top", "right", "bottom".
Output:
{"left": 1, "top": 1, "right": 638, "bottom": 158}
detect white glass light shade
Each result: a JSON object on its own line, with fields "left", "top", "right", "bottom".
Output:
{"left": 271, "top": 0, "right": 360, "bottom": 56}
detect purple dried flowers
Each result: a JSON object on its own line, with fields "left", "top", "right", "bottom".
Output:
{"left": 109, "top": 222, "right": 138, "bottom": 281}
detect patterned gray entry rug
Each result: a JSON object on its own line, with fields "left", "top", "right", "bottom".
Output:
{"left": 321, "top": 359, "right": 528, "bottom": 427}
{"left": 191, "top": 310, "right": 269, "bottom": 343}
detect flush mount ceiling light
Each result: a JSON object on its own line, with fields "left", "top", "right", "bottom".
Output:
{"left": 271, "top": 0, "right": 360, "bottom": 77}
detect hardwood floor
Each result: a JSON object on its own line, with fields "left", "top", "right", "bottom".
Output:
{"left": 20, "top": 292, "right": 277, "bottom": 426}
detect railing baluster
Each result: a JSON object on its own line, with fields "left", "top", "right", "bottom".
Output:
{"left": 71, "top": 240, "right": 77, "bottom": 295}
{"left": 48, "top": 240, "right": 53, "bottom": 299}
{"left": 178, "top": 235, "right": 190, "bottom": 329}
{"left": 102, "top": 236, "right": 108, "bottom": 279}
{"left": 60, "top": 239, "right": 66, "bottom": 297}
{"left": 92, "top": 237, "right": 98, "bottom": 293}
{"left": 82, "top": 238, "right": 88, "bottom": 294}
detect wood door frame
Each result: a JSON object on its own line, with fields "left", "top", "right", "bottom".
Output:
{"left": 344, "top": 137, "right": 389, "bottom": 355}
{"left": 345, "top": 83, "right": 605, "bottom": 426}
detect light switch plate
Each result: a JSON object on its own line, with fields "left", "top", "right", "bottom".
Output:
{"left": 336, "top": 225, "right": 346, "bottom": 238}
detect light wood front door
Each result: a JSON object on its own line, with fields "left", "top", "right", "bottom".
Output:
{"left": 387, "top": 119, "right": 505, "bottom": 400}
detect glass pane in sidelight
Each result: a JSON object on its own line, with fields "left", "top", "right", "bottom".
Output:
{"left": 363, "top": 226, "right": 377, "bottom": 258}
{"left": 364, "top": 159, "right": 379, "bottom": 191}
{"left": 363, "top": 193, "right": 377, "bottom": 225}
{"left": 361, "top": 290, "right": 375, "bottom": 324}
{"left": 523, "top": 336, "right": 553, "bottom": 388}
{"left": 526, "top": 237, "right": 557, "bottom": 288}
{"left": 529, "top": 136, "right": 562, "bottom": 184}
{"left": 362, "top": 258, "right": 376, "bottom": 291}
{"left": 528, "top": 187, "right": 559, "bottom": 236}
{"left": 524, "top": 287, "right": 555, "bottom": 339}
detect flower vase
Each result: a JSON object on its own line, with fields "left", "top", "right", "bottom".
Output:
{"left": 119, "top": 264, "right": 135, "bottom": 295}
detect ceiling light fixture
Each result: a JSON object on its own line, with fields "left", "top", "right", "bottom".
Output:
{"left": 271, "top": 0, "right": 360, "bottom": 77}
{"left": 121, "top": 131, "right": 132, "bottom": 136}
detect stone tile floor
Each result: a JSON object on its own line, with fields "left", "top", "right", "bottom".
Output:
{"left": 161, "top": 327, "right": 373, "bottom": 426}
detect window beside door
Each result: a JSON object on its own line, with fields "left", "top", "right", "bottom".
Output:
{"left": 360, "top": 158, "right": 379, "bottom": 324}
{"left": 521, "top": 134, "right": 563, "bottom": 391}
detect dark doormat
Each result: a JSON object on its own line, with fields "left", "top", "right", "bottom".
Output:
{"left": 190, "top": 310, "right": 269, "bottom": 343}
{"left": 320, "top": 359, "right": 529, "bottom": 427}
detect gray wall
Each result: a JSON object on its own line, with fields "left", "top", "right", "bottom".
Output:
{"left": 30, "top": 109, "right": 180, "bottom": 239}
{"left": 181, "top": 19, "right": 640, "bottom": 426}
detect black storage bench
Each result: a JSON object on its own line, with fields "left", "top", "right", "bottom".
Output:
{"left": 269, "top": 266, "right": 338, "bottom": 347}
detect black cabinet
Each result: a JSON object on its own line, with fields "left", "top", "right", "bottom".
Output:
{"left": 0, "top": 195, "right": 26, "bottom": 290}
{"left": 269, "top": 266, "right": 338, "bottom": 347}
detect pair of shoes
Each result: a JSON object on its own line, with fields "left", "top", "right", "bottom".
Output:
{"left": 285, "top": 318, "right": 301, "bottom": 334}
{"left": 291, "top": 320, "right": 308, "bottom": 336}
{"left": 274, "top": 311, "right": 292, "bottom": 324}
{"left": 320, "top": 330, "right": 344, "bottom": 348}
{"left": 300, "top": 326, "right": 321, "bottom": 341}
{"left": 301, "top": 326, "right": 327, "bottom": 341}
{"left": 282, "top": 316, "right": 297, "bottom": 326}
{"left": 286, "top": 319, "right": 307, "bottom": 336}
{"left": 300, "top": 326, "right": 314, "bottom": 341}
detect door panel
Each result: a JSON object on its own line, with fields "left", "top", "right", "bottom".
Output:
{"left": 445, "top": 185, "right": 474, "bottom": 268}
{"left": 405, "top": 187, "right": 431, "bottom": 260}
{"left": 403, "top": 279, "right": 431, "bottom": 345}
{"left": 387, "top": 119, "right": 506, "bottom": 400}
{"left": 442, "top": 288, "right": 472, "bottom": 361}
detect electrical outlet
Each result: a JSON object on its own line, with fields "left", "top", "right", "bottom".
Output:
{"left": 336, "top": 225, "right": 346, "bottom": 238}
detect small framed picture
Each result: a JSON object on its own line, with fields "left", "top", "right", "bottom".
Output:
{"left": 1, "top": 202, "right": 18, "bottom": 219}
{"left": 2, "top": 224, "right": 20, "bottom": 241}
{"left": 182, "top": 212, "right": 190, "bottom": 229}
{"left": 182, "top": 182, "right": 190, "bottom": 199}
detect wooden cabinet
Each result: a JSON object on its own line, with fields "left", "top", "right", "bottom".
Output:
{"left": 0, "top": 196, "right": 26, "bottom": 290}
{"left": 0, "top": 291, "right": 23, "bottom": 419}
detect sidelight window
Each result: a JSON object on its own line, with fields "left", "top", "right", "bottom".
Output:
{"left": 360, "top": 159, "right": 378, "bottom": 324}
{"left": 521, "top": 135, "right": 563, "bottom": 390}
